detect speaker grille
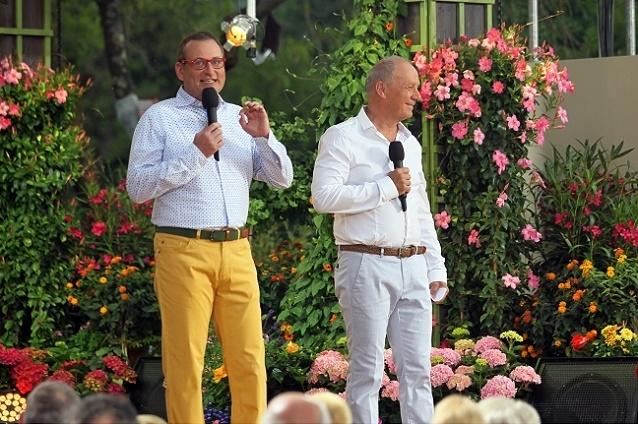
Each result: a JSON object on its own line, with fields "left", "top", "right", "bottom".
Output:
{"left": 532, "top": 357, "right": 638, "bottom": 424}
{"left": 128, "top": 357, "right": 167, "bottom": 419}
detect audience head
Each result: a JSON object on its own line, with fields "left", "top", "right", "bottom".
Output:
{"left": 432, "top": 394, "right": 486, "bottom": 424}
{"left": 261, "top": 392, "right": 331, "bottom": 424}
{"left": 22, "top": 380, "right": 81, "bottom": 424}
{"left": 478, "top": 396, "right": 540, "bottom": 424}
{"left": 136, "top": 414, "right": 168, "bottom": 424}
{"left": 73, "top": 393, "right": 138, "bottom": 424}
{"left": 310, "top": 391, "right": 352, "bottom": 423}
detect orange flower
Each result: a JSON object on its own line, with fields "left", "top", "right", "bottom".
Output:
{"left": 572, "top": 289, "right": 584, "bottom": 301}
{"left": 545, "top": 272, "right": 556, "bottom": 281}
{"left": 614, "top": 247, "right": 625, "bottom": 258}
{"left": 557, "top": 282, "right": 564, "bottom": 290}
{"left": 588, "top": 302, "right": 597, "bottom": 313}
{"left": 553, "top": 340, "right": 562, "bottom": 347}
{"left": 120, "top": 293, "right": 129, "bottom": 301}
{"left": 586, "top": 329, "right": 598, "bottom": 340}
{"left": 329, "top": 314, "right": 338, "bottom": 324}
{"left": 285, "top": 342, "right": 300, "bottom": 354}
{"left": 323, "top": 263, "right": 333, "bottom": 272}
{"left": 118, "top": 285, "right": 127, "bottom": 293}
{"left": 67, "top": 295, "right": 78, "bottom": 305}
{"left": 283, "top": 333, "right": 294, "bottom": 341}
{"left": 522, "top": 310, "right": 532, "bottom": 325}
{"left": 566, "top": 259, "right": 579, "bottom": 271}
{"left": 404, "top": 38, "right": 413, "bottom": 47}
{"left": 385, "top": 21, "right": 394, "bottom": 31}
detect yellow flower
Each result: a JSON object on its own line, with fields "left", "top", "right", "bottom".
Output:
{"left": 606, "top": 266, "right": 615, "bottom": 278}
{"left": 619, "top": 328, "right": 635, "bottom": 341}
{"left": 553, "top": 340, "right": 562, "bottom": 347}
{"left": 617, "top": 254, "right": 627, "bottom": 264}
{"left": 285, "top": 342, "right": 300, "bottom": 354}
{"left": 213, "top": 365, "right": 227, "bottom": 383}
{"left": 579, "top": 259, "right": 593, "bottom": 277}
{"left": 65, "top": 282, "right": 74, "bottom": 289}
{"left": 99, "top": 306, "right": 108, "bottom": 315}
{"left": 67, "top": 296, "right": 78, "bottom": 305}
{"left": 99, "top": 276, "right": 108, "bottom": 284}
{"left": 499, "top": 330, "right": 523, "bottom": 343}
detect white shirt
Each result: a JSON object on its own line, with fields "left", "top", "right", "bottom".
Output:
{"left": 311, "top": 107, "right": 446, "bottom": 283}
{"left": 127, "top": 87, "right": 293, "bottom": 228}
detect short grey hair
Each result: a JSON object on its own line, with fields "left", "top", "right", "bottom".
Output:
{"left": 365, "top": 55, "right": 412, "bottom": 93}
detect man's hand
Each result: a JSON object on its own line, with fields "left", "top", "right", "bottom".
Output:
{"left": 239, "top": 101, "right": 270, "bottom": 138}
{"left": 193, "top": 122, "right": 224, "bottom": 158}
{"left": 429, "top": 281, "right": 448, "bottom": 303}
{"left": 388, "top": 167, "right": 411, "bottom": 195}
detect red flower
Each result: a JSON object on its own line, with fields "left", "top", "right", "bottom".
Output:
{"left": 49, "top": 369, "right": 77, "bottom": 388}
{"left": 91, "top": 221, "right": 107, "bottom": 237}
{"left": 83, "top": 369, "right": 109, "bottom": 392}
{"left": 69, "top": 226, "right": 84, "bottom": 239}
{"left": 0, "top": 347, "right": 28, "bottom": 365}
{"left": 404, "top": 38, "right": 413, "bottom": 47}
{"left": 570, "top": 334, "right": 589, "bottom": 351}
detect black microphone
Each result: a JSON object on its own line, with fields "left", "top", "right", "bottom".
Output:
{"left": 389, "top": 141, "right": 407, "bottom": 212}
{"left": 202, "top": 87, "right": 220, "bottom": 161}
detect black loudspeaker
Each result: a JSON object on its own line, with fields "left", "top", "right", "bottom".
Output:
{"left": 128, "top": 357, "right": 167, "bottom": 420}
{"left": 532, "top": 357, "right": 638, "bottom": 423}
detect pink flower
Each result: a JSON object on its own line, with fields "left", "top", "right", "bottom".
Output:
{"left": 468, "top": 38, "right": 480, "bottom": 47}
{"left": 0, "top": 101, "right": 8, "bottom": 115}
{"left": 420, "top": 81, "right": 432, "bottom": 104}
{"left": 492, "top": 81, "right": 505, "bottom": 94}
{"left": 496, "top": 191, "right": 508, "bottom": 208}
{"left": 8, "top": 103, "right": 20, "bottom": 116}
{"left": 381, "top": 380, "right": 400, "bottom": 401}
{"left": 431, "top": 348, "right": 462, "bottom": 367}
{"left": 430, "top": 364, "right": 454, "bottom": 388}
{"left": 54, "top": 88, "right": 68, "bottom": 104}
{"left": 506, "top": 114, "right": 520, "bottom": 131}
{"left": 478, "top": 57, "right": 492, "bottom": 72}
{"left": 4, "top": 68, "right": 22, "bottom": 84}
{"left": 517, "top": 158, "right": 532, "bottom": 169}
{"left": 502, "top": 273, "right": 520, "bottom": 289}
{"left": 510, "top": 365, "right": 542, "bottom": 384}
{"left": 473, "top": 128, "right": 485, "bottom": 145}
{"left": 527, "top": 269, "right": 540, "bottom": 289}
{"left": 455, "top": 365, "right": 475, "bottom": 375}
{"left": 434, "top": 211, "right": 451, "bottom": 229}
{"left": 492, "top": 150, "right": 509, "bottom": 175}
{"left": 434, "top": 85, "right": 451, "bottom": 101}
{"left": 479, "top": 348, "right": 507, "bottom": 367}
{"left": 305, "top": 387, "right": 329, "bottom": 395}
{"left": 467, "top": 229, "right": 481, "bottom": 248}
{"left": 480, "top": 375, "right": 517, "bottom": 399}
{"left": 447, "top": 373, "right": 473, "bottom": 391}
{"left": 91, "top": 221, "right": 107, "bottom": 237}
{"left": 309, "top": 350, "right": 349, "bottom": 384}
{"left": 384, "top": 349, "right": 396, "bottom": 375}
{"left": 557, "top": 106, "right": 568, "bottom": 123}
{"left": 451, "top": 121, "right": 468, "bottom": 140}
{"left": 0, "top": 116, "right": 11, "bottom": 130}
{"left": 474, "top": 336, "right": 502, "bottom": 354}
{"left": 521, "top": 224, "right": 542, "bottom": 242}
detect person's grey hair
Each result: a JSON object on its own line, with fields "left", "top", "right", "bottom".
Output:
{"left": 22, "top": 381, "right": 81, "bottom": 424}
{"left": 261, "top": 395, "right": 331, "bottom": 424}
{"left": 73, "top": 393, "right": 138, "bottom": 424}
{"left": 365, "top": 55, "right": 412, "bottom": 93}
{"left": 478, "top": 396, "right": 522, "bottom": 424}
{"left": 176, "top": 31, "right": 223, "bottom": 61}
{"left": 512, "top": 400, "right": 541, "bottom": 424}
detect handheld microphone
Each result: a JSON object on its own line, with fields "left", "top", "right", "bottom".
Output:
{"left": 202, "top": 87, "right": 220, "bottom": 161}
{"left": 389, "top": 141, "right": 407, "bottom": 212}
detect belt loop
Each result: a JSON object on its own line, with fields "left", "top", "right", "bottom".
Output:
{"left": 380, "top": 247, "right": 384, "bottom": 257}
{"left": 196, "top": 229, "right": 202, "bottom": 240}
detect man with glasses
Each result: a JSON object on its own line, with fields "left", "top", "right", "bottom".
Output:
{"left": 127, "top": 31, "right": 293, "bottom": 424}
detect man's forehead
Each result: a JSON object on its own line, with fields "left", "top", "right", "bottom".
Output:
{"left": 184, "top": 39, "right": 222, "bottom": 56}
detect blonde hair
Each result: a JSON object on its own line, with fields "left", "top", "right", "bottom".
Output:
{"left": 433, "top": 394, "right": 486, "bottom": 424}
{"left": 310, "top": 391, "right": 352, "bottom": 424}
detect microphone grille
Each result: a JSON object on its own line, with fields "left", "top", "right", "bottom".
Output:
{"left": 202, "top": 87, "right": 219, "bottom": 108}
{"left": 388, "top": 141, "right": 405, "bottom": 161}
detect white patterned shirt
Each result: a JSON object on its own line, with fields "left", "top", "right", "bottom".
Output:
{"left": 311, "top": 107, "right": 446, "bottom": 283}
{"left": 127, "top": 87, "right": 293, "bottom": 229}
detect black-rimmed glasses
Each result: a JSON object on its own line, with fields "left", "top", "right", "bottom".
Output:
{"left": 179, "top": 57, "right": 226, "bottom": 70}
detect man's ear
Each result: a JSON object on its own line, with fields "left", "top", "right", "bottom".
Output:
{"left": 175, "top": 62, "right": 184, "bottom": 82}
{"left": 375, "top": 80, "right": 386, "bottom": 99}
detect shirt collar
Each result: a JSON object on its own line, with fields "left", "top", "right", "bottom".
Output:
{"left": 357, "top": 106, "right": 412, "bottom": 142}
{"left": 174, "top": 86, "right": 227, "bottom": 109}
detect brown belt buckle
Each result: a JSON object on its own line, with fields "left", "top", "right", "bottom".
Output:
{"left": 225, "top": 228, "right": 240, "bottom": 241}
{"left": 399, "top": 246, "right": 416, "bottom": 258}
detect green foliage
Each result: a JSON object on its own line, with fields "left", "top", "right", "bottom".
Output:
{"left": 0, "top": 58, "right": 87, "bottom": 347}
{"left": 416, "top": 28, "right": 572, "bottom": 336}
{"left": 278, "top": 0, "right": 410, "bottom": 348}
{"left": 532, "top": 139, "right": 638, "bottom": 267}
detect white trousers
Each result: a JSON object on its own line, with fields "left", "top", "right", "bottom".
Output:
{"left": 335, "top": 251, "right": 434, "bottom": 424}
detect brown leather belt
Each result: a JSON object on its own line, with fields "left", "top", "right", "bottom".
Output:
{"left": 156, "top": 226, "right": 251, "bottom": 241}
{"left": 339, "top": 244, "right": 427, "bottom": 258}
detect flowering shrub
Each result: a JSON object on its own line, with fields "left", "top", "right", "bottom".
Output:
{"left": 0, "top": 343, "right": 136, "bottom": 397}
{"left": 62, "top": 178, "right": 158, "bottom": 350}
{"left": 414, "top": 27, "right": 573, "bottom": 335}
{"left": 522, "top": 251, "right": 638, "bottom": 355}
{"left": 432, "top": 329, "right": 541, "bottom": 401}
{"left": 531, "top": 139, "right": 638, "bottom": 268}
{"left": 1, "top": 57, "right": 87, "bottom": 346}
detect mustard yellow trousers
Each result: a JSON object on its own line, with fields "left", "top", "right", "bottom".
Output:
{"left": 154, "top": 233, "right": 266, "bottom": 424}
